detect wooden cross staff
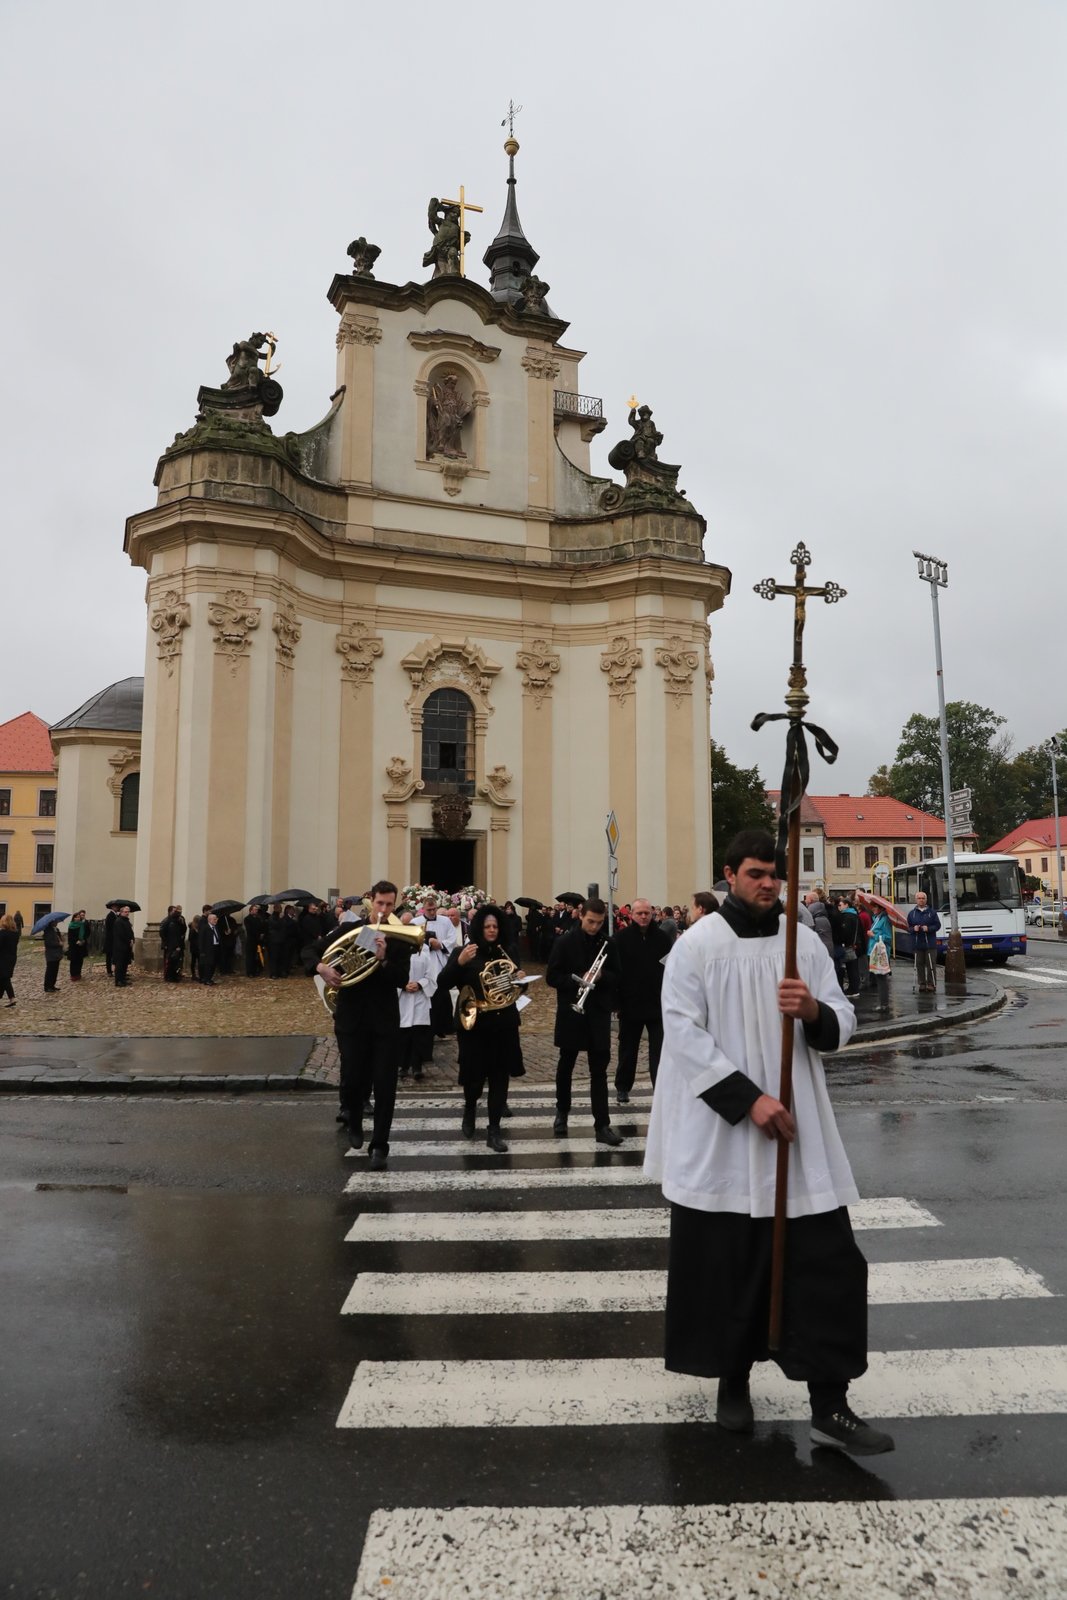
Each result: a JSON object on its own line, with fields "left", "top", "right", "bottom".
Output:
{"left": 752, "top": 542, "right": 845, "bottom": 1351}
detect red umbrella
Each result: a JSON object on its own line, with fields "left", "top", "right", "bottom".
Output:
{"left": 855, "top": 889, "right": 909, "bottom": 931}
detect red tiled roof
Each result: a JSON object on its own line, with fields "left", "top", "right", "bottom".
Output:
{"left": 0, "top": 712, "right": 56, "bottom": 774}
{"left": 767, "top": 791, "right": 974, "bottom": 841}
{"left": 766, "top": 791, "right": 825, "bottom": 827}
{"left": 987, "top": 818, "right": 1065, "bottom": 854}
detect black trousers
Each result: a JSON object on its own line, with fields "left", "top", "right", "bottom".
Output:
{"left": 337, "top": 1029, "right": 399, "bottom": 1155}
{"left": 245, "top": 942, "right": 263, "bottom": 977}
{"left": 556, "top": 1047, "right": 611, "bottom": 1126}
{"left": 69, "top": 948, "right": 86, "bottom": 980}
{"left": 198, "top": 951, "right": 216, "bottom": 985}
{"left": 615, "top": 1016, "right": 663, "bottom": 1094}
{"left": 915, "top": 948, "right": 937, "bottom": 990}
{"left": 463, "top": 1062, "right": 509, "bottom": 1127}
{"left": 398, "top": 1025, "right": 432, "bottom": 1074}
{"left": 114, "top": 956, "right": 131, "bottom": 987}
{"left": 44, "top": 959, "right": 61, "bottom": 992}
{"left": 267, "top": 946, "right": 286, "bottom": 979}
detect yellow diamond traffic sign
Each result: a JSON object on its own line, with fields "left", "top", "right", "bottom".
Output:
{"left": 606, "top": 810, "right": 620, "bottom": 854}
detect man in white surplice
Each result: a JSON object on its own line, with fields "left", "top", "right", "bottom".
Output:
{"left": 645, "top": 828, "right": 894, "bottom": 1457}
{"left": 415, "top": 896, "right": 459, "bottom": 1042}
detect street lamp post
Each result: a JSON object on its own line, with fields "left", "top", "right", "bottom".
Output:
{"left": 1047, "top": 736, "right": 1064, "bottom": 937}
{"left": 913, "top": 551, "right": 966, "bottom": 988}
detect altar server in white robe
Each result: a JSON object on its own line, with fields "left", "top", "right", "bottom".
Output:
{"left": 397, "top": 943, "right": 437, "bottom": 1081}
{"left": 645, "top": 828, "right": 894, "bottom": 1457}
{"left": 416, "top": 897, "right": 460, "bottom": 1045}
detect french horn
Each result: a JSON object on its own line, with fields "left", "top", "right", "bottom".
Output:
{"left": 317, "top": 910, "right": 424, "bottom": 1015}
{"left": 457, "top": 954, "right": 523, "bottom": 1031}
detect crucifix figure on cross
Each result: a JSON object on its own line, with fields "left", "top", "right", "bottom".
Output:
{"left": 754, "top": 542, "right": 846, "bottom": 719}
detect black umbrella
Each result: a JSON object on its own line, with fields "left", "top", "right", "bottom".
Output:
{"left": 267, "top": 888, "right": 318, "bottom": 905}
{"left": 106, "top": 898, "right": 142, "bottom": 912}
{"left": 246, "top": 893, "right": 274, "bottom": 907}
{"left": 210, "top": 899, "right": 246, "bottom": 916}
{"left": 515, "top": 896, "right": 543, "bottom": 909}
{"left": 555, "top": 891, "right": 584, "bottom": 907}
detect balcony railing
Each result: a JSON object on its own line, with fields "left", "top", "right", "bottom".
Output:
{"left": 553, "top": 390, "right": 604, "bottom": 421}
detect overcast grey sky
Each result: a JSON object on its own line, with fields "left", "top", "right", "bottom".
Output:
{"left": 3, "top": 0, "right": 1064, "bottom": 793}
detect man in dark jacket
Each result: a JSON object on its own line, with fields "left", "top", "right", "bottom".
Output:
{"left": 612, "top": 897, "right": 673, "bottom": 1103}
{"left": 159, "top": 905, "right": 186, "bottom": 982}
{"left": 265, "top": 907, "right": 289, "bottom": 978}
{"left": 315, "top": 879, "right": 412, "bottom": 1170}
{"left": 103, "top": 907, "right": 117, "bottom": 976}
{"left": 198, "top": 911, "right": 220, "bottom": 986}
{"left": 546, "top": 897, "right": 623, "bottom": 1145}
{"left": 113, "top": 907, "right": 135, "bottom": 987}
{"left": 907, "top": 891, "right": 941, "bottom": 993}
{"left": 243, "top": 906, "right": 266, "bottom": 976}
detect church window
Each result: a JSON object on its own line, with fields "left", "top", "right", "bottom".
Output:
{"left": 836, "top": 846, "right": 851, "bottom": 870}
{"left": 36, "top": 843, "right": 54, "bottom": 875}
{"left": 421, "top": 689, "right": 474, "bottom": 795}
{"left": 119, "top": 772, "right": 140, "bottom": 833}
{"left": 864, "top": 846, "right": 878, "bottom": 869}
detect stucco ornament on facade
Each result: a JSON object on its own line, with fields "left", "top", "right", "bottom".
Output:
{"left": 208, "top": 590, "right": 261, "bottom": 671}
{"left": 655, "top": 635, "right": 701, "bottom": 705}
{"left": 150, "top": 590, "right": 191, "bottom": 676}
{"left": 515, "top": 638, "right": 560, "bottom": 707}
{"left": 479, "top": 764, "right": 515, "bottom": 808}
{"left": 521, "top": 349, "right": 561, "bottom": 380}
{"left": 600, "top": 635, "right": 644, "bottom": 703}
{"left": 336, "top": 621, "right": 385, "bottom": 689}
{"left": 401, "top": 637, "right": 501, "bottom": 707}
{"left": 272, "top": 601, "right": 302, "bottom": 668}
{"left": 106, "top": 747, "right": 140, "bottom": 798}
{"left": 383, "top": 756, "right": 425, "bottom": 805}
{"left": 336, "top": 318, "right": 382, "bottom": 349}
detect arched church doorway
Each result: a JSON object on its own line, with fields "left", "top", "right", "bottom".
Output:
{"left": 420, "top": 837, "right": 475, "bottom": 893}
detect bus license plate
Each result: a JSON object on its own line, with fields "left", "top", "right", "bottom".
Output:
{"left": 972, "top": 942, "right": 991, "bottom": 950}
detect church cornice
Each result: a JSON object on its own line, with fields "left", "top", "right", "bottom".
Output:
{"left": 406, "top": 330, "right": 501, "bottom": 364}
{"left": 327, "top": 272, "right": 570, "bottom": 343}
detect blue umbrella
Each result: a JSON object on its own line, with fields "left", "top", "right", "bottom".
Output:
{"left": 31, "top": 911, "right": 71, "bottom": 936}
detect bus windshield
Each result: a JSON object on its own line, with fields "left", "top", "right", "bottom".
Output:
{"left": 925, "top": 860, "right": 1022, "bottom": 914}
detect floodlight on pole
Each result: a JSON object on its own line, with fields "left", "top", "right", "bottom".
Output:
{"left": 1046, "top": 736, "right": 1064, "bottom": 936}
{"left": 913, "top": 550, "right": 966, "bottom": 988}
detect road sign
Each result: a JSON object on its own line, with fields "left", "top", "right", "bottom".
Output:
{"left": 949, "top": 787, "right": 973, "bottom": 805}
{"left": 609, "top": 859, "right": 619, "bottom": 892}
{"left": 606, "top": 811, "right": 620, "bottom": 854}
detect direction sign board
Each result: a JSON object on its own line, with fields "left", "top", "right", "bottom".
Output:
{"left": 606, "top": 811, "right": 620, "bottom": 854}
{"left": 949, "top": 787, "right": 973, "bottom": 805}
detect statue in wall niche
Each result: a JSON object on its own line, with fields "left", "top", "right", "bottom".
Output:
{"left": 346, "top": 236, "right": 381, "bottom": 277}
{"left": 427, "top": 372, "right": 471, "bottom": 459}
{"left": 422, "top": 198, "right": 467, "bottom": 278}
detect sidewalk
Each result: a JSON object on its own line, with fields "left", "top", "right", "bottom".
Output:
{"left": 0, "top": 971, "right": 1004, "bottom": 1093}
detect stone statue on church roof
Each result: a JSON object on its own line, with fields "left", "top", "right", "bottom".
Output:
{"left": 346, "top": 236, "right": 381, "bottom": 277}
{"left": 609, "top": 404, "right": 663, "bottom": 471}
{"left": 517, "top": 274, "right": 551, "bottom": 316}
{"left": 224, "top": 333, "right": 278, "bottom": 393}
{"left": 423, "top": 198, "right": 467, "bottom": 278}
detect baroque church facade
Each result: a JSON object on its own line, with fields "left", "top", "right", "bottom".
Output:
{"left": 112, "top": 141, "right": 730, "bottom": 952}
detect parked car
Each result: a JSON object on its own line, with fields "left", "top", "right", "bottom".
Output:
{"left": 1026, "top": 901, "right": 1045, "bottom": 925}
{"left": 1028, "top": 901, "right": 1063, "bottom": 926}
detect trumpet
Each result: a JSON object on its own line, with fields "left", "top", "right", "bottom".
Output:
{"left": 572, "top": 941, "right": 609, "bottom": 1013}
{"left": 457, "top": 954, "right": 524, "bottom": 1031}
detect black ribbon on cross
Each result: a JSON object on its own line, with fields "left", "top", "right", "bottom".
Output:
{"left": 751, "top": 711, "right": 839, "bottom": 880}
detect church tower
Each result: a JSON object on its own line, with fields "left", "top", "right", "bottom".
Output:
{"left": 124, "top": 138, "right": 731, "bottom": 945}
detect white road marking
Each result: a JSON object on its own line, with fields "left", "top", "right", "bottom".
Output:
{"left": 344, "top": 1166, "right": 654, "bottom": 1194}
{"left": 385, "top": 1113, "right": 651, "bottom": 1133}
{"left": 391, "top": 1095, "right": 653, "bottom": 1112}
{"left": 337, "top": 1345, "right": 1067, "bottom": 1428}
{"left": 346, "top": 1136, "right": 645, "bottom": 1159}
{"left": 1003, "top": 969, "right": 1064, "bottom": 986}
{"left": 353, "top": 1498, "right": 1067, "bottom": 1599}
{"left": 341, "top": 1257, "right": 1051, "bottom": 1317}
{"left": 343, "top": 1196, "right": 940, "bottom": 1244}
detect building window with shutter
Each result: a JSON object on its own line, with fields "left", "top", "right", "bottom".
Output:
{"left": 1041, "top": 857, "right": 1049, "bottom": 873}
{"left": 836, "top": 846, "right": 851, "bottom": 870}
{"left": 38, "top": 789, "right": 57, "bottom": 817}
{"left": 35, "top": 843, "right": 54, "bottom": 875}
{"left": 0, "top": 843, "right": 7, "bottom": 873}
{"left": 864, "top": 846, "right": 878, "bottom": 868}
{"left": 893, "top": 846, "right": 907, "bottom": 866}
{"left": 119, "top": 772, "right": 140, "bottom": 833}
{"left": 802, "top": 847, "right": 814, "bottom": 873}
{"left": 0, "top": 790, "right": 10, "bottom": 816}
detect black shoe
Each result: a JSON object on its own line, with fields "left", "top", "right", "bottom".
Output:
{"left": 716, "top": 1376, "right": 754, "bottom": 1433}
{"left": 398, "top": 1065, "right": 409, "bottom": 1078}
{"left": 335, "top": 1109, "right": 348, "bottom": 1123}
{"left": 368, "top": 1148, "right": 387, "bottom": 1172}
{"left": 412, "top": 1068, "right": 424, "bottom": 1082}
{"left": 552, "top": 1115, "right": 569, "bottom": 1137}
{"left": 500, "top": 1103, "right": 512, "bottom": 1119}
{"left": 486, "top": 1128, "right": 509, "bottom": 1154}
{"left": 616, "top": 1090, "right": 630, "bottom": 1105}
{"left": 810, "top": 1407, "right": 895, "bottom": 1456}
{"left": 461, "top": 1113, "right": 476, "bottom": 1139}
{"left": 595, "top": 1124, "right": 624, "bottom": 1147}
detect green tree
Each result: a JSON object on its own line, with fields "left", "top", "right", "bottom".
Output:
{"left": 883, "top": 701, "right": 1014, "bottom": 847}
{"left": 867, "top": 763, "right": 894, "bottom": 797}
{"left": 711, "top": 741, "right": 775, "bottom": 877}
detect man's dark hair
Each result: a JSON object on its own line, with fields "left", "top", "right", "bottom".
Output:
{"left": 582, "top": 896, "right": 607, "bottom": 916}
{"left": 692, "top": 891, "right": 719, "bottom": 915}
{"left": 369, "top": 879, "right": 398, "bottom": 900}
{"left": 723, "top": 829, "right": 777, "bottom": 874}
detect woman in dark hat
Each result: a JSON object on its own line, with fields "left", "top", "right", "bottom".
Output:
{"left": 439, "top": 903, "right": 526, "bottom": 1152}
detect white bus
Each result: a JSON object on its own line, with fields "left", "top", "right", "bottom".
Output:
{"left": 891, "top": 852, "right": 1026, "bottom": 963}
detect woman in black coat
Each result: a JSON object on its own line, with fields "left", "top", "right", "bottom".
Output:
{"left": 42, "top": 918, "right": 65, "bottom": 992}
{"left": 439, "top": 904, "right": 526, "bottom": 1153}
{"left": 0, "top": 913, "right": 19, "bottom": 1005}
{"left": 67, "top": 911, "right": 89, "bottom": 981}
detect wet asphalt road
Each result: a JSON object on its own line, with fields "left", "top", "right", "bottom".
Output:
{"left": 1, "top": 946, "right": 1065, "bottom": 1599}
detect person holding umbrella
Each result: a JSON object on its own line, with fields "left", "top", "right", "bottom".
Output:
{"left": 0, "top": 912, "right": 19, "bottom": 1005}
{"left": 32, "top": 910, "right": 71, "bottom": 992}
{"left": 112, "top": 906, "right": 135, "bottom": 987}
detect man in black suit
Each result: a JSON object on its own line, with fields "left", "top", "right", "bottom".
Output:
{"left": 612, "top": 896, "right": 673, "bottom": 1104}
{"left": 546, "top": 897, "right": 623, "bottom": 1146}
{"left": 113, "top": 907, "right": 135, "bottom": 987}
{"left": 198, "top": 911, "right": 220, "bottom": 985}
{"left": 243, "top": 906, "right": 266, "bottom": 976}
{"left": 103, "top": 907, "right": 118, "bottom": 977}
{"left": 160, "top": 905, "right": 187, "bottom": 982}
{"left": 315, "top": 879, "right": 412, "bottom": 1171}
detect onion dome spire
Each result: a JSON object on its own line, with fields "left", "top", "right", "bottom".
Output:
{"left": 483, "top": 133, "right": 545, "bottom": 308}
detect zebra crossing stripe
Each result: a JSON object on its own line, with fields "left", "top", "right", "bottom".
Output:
{"left": 341, "top": 1257, "right": 1051, "bottom": 1317}
{"left": 346, "top": 1136, "right": 646, "bottom": 1159}
{"left": 1004, "top": 970, "right": 1063, "bottom": 986}
{"left": 336, "top": 1345, "right": 1067, "bottom": 1428}
{"left": 353, "top": 1497, "right": 1067, "bottom": 1598}
{"left": 385, "top": 1113, "right": 651, "bottom": 1133}
{"left": 344, "top": 1165, "right": 653, "bottom": 1194}
{"left": 393, "top": 1095, "right": 653, "bottom": 1112}
{"left": 344, "top": 1196, "right": 939, "bottom": 1244}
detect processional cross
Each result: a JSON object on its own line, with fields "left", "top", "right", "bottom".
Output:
{"left": 442, "top": 185, "right": 483, "bottom": 279}
{"left": 751, "top": 541, "right": 845, "bottom": 1351}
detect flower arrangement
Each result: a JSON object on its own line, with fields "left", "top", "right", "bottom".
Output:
{"left": 400, "top": 883, "right": 488, "bottom": 916}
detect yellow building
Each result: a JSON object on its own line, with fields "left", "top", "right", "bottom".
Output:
{"left": 987, "top": 819, "right": 1066, "bottom": 893}
{"left": 0, "top": 712, "right": 58, "bottom": 925}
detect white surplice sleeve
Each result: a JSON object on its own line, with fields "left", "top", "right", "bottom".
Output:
{"left": 660, "top": 927, "right": 748, "bottom": 1099}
